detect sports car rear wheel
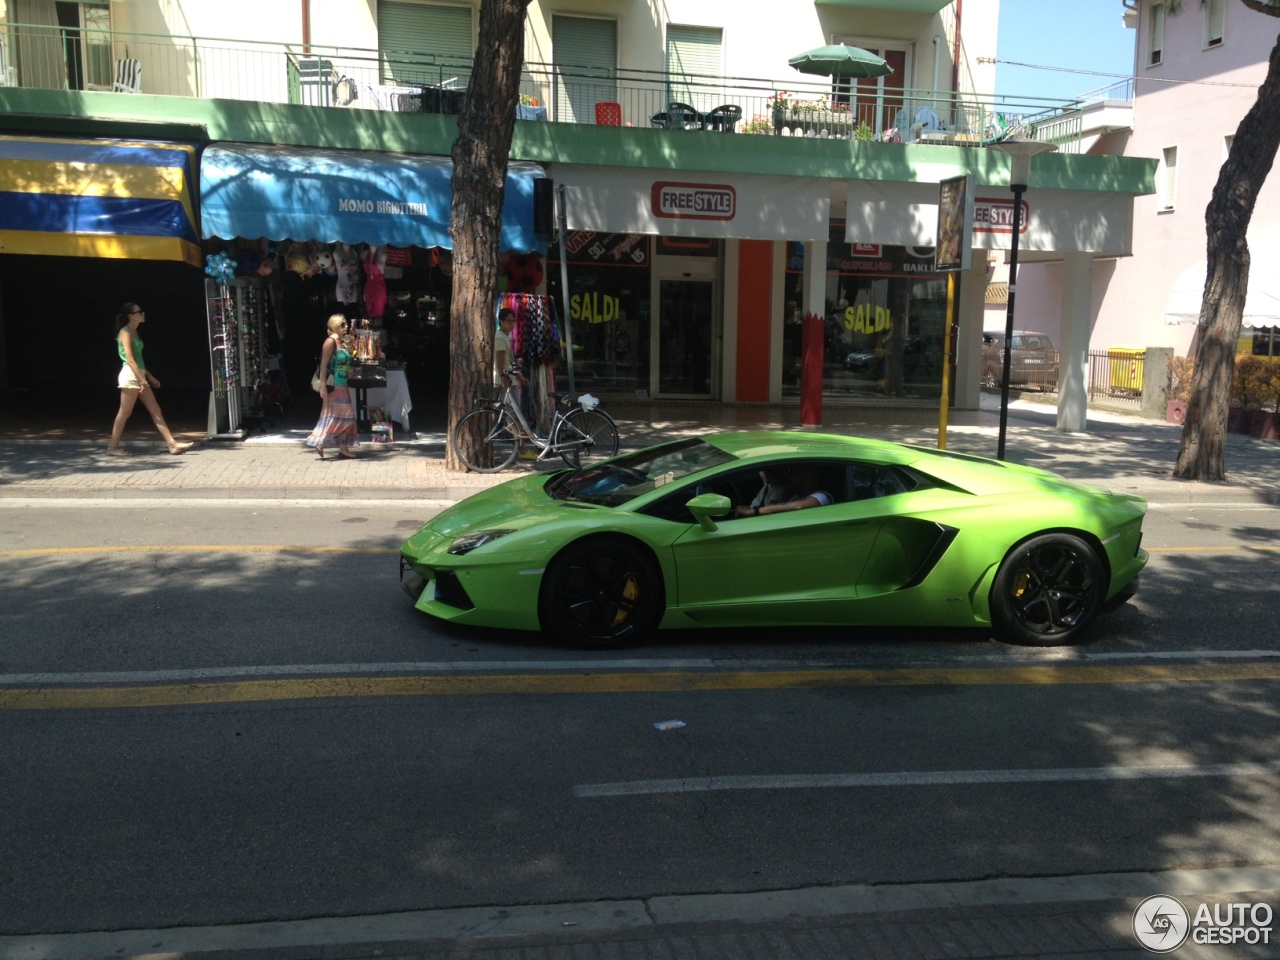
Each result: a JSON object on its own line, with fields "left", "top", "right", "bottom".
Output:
{"left": 540, "top": 536, "right": 664, "bottom": 648}
{"left": 990, "top": 533, "right": 1104, "bottom": 646}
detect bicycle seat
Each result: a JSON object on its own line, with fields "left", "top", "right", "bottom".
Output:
{"left": 549, "top": 391, "right": 571, "bottom": 405}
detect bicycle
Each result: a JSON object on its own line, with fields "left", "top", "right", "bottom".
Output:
{"left": 453, "top": 369, "right": 620, "bottom": 473}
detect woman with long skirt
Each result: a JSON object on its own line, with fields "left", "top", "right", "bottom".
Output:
{"left": 306, "top": 313, "right": 359, "bottom": 460}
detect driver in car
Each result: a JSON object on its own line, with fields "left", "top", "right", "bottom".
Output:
{"left": 734, "top": 467, "right": 834, "bottom": 518}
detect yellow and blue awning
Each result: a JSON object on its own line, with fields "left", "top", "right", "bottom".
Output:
{"left": 0, "top": 136, "right": 201, "bottom": 266}
{"left": 199, "top": 142, "right": 546, "bottom": 253}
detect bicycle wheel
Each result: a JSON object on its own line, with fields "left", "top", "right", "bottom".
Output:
{"left": 454, "top": 408, "right": 519, "bottom": 473}
{"left": 554, "top": 407, "right": 619, "bottom": 469}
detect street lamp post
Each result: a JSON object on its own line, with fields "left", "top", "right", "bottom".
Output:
{"left": 989, "top": 138, "right": 1056, "bottom": 460}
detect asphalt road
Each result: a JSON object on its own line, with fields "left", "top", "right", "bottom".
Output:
{"left": 2, "top": 499, "right": 1279, "bottom": 935}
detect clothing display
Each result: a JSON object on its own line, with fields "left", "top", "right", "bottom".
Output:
{"left": 500, "top": 292, "right": 562, "bottom": 435}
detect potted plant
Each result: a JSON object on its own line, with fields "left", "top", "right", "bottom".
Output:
{"left": 1230, "top": 354, "right": 1280, "bottom": 439}
{"left": 768, "top": 92, "right": 791, "bottom": 134}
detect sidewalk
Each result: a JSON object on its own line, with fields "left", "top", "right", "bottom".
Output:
{"left": 1, "top": 395, "right": 1277, "bottom": 504}
{"left": 6, "top": 869, "right": 1280, "bottom": 959}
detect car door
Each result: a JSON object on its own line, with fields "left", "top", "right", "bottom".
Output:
{"left": 666, "top": 461, "right": 885, "bottom": 623}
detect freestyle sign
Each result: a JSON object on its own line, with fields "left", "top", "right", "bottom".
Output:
{"left": 337, "top": 198, "right": 429, "bottom": 217}
{"left": 651, "top": 181, "right": 736, "bottom": 221}
{"left": 974, "top": 197, "right": 1029, "bottom": 235}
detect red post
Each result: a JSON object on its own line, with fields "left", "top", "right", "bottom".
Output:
{"left": 800, "top": 311, "right": 824, "bottom": 426}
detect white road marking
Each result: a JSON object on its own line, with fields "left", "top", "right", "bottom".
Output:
{"left": 575, "top": 761, "right": 1280, "bottom": 798}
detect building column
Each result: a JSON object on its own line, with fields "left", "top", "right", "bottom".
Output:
{"left": 1057, "top": 251, "right": 1093, "bottom": 433}
{"left": 722, "top": 239, "right": 740, "bottom": 402}
{"left": 801, "top": 238, "right": 827, "bottom": 423}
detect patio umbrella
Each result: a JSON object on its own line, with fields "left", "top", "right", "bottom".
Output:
{"left": 787, "top": 44, "right": 892, "bottom": 79}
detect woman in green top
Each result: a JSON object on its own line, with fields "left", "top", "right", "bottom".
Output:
{"left": 305, "top": 313, "right": 359, "bottom": 459}
{"left": 107, "top": 302, "right": 194, "bottom": 456}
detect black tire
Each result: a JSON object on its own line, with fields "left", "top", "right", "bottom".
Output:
{"left": 555, "top": 407, "right": 619, "bottom": 469}
{"left": 453, "top": 409, "right": 518, "bottom": 473}
{"left": 539, "top": 536, "right": 664, "bottom": 648}
{"left": 990, "top": 533, "right": 1104, "bottom": 646}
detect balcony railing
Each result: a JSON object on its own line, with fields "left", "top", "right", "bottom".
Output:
{"left": 0, "top": 23, "right": 1083, "bottom": 149}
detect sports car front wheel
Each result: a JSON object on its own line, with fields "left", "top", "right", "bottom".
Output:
{"left": 990, "top": 533, "right": 1104, "bottom": 646}
{"left": 539, "top": 536, "right": 664, "bottom": 648}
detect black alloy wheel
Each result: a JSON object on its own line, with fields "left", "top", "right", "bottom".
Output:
{"left": 990, "top": 533, "right": 1104, "bottom": 646}
{"left": 540, "top": 537, "right": 664, "bottom": 648}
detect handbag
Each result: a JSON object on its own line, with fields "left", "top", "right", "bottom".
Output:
{"left": 310, "top": 365, "right": 334, "bottom": 393}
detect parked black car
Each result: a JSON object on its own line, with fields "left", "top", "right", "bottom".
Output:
{"left": 982, "top": 331, "right": 1059, "bottom": 391}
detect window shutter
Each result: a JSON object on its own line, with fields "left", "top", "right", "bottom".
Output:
{"left": 378, "top": 2, "right": 473, "bottom": 86}
{"left": 552, "top": 16, "right": 617, "bottom": 124}
{"left": 665, "top": 25, "right": 723, "bottom": 113}
{"left": 1161, "top": 146, "right": 1178, "bottom": 210}
{"left": 1206, "top": 0, "right": 1225, "bottom": 46}
{"left": 1149, "top": 3, "right": 1165, "bottom": 65}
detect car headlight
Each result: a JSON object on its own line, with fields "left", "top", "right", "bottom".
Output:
{"left": 448, "top": 529, "right": 516, "bottom": 555}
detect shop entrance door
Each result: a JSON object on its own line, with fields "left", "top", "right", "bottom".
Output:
{"left": 651, "top": 262, "right": 719, "bottom": 399}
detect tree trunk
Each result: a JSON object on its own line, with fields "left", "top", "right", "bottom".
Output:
{"left": 1174, "top": 27, "right": 1280, "bottom": 481}
{"left": 446, "top": 0, "right": 530, "bottom": 471}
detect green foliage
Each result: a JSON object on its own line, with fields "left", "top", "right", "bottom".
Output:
{"left": 854, "top": 121, "right": 875, "bottom": 142}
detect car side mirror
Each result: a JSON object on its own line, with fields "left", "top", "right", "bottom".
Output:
{"left": 686, "top": 493, "right": 732, "bottom": 532}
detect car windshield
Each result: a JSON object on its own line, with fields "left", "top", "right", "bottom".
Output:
{"left": 547, "top": 438, "right": 737, "bottom": 506}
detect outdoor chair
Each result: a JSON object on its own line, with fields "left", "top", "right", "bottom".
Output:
{"left": 594, "top": 101, "right": 623, "bottom": 126}
{"left": 112, "top": 58, "right": 142, "bottom": 94}
{"left": 703, "top": 104, "right": 742, "bottom": 133}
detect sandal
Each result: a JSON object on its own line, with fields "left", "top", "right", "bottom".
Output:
{"left": 168, "top": 441, "right": 194, "bottom": 455}
{"left": 337, "top": 451, "right": 357, "bottom": 460}
{"left": 106, "top": 447, "right": 133, "bottom": 457}
{"left": 314, "top": 446, "right": 326, "bottom": 460}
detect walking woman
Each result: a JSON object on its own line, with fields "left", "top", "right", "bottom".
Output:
{"left": 107, "top": 303, "right": 194, "bottom": 456}
{"left": 306, "top": 313, "right": 359, "bottom": 460}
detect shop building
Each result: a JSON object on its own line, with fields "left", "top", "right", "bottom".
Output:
{"left": 0, "top": 0, "right": 1155, "bottom": 436}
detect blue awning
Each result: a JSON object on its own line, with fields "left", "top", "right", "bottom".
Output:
{"left": 199, "top": 143, "right": 546, "bottom": 253}
{"left": 0, "top": 135, "right": 201, "bottom": 265}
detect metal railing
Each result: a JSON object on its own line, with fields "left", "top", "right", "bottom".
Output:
{"left": 1088, "top": 349, "right": 1144, "bottom": 406}
{"left": 0, "top": 22, "right": 1083, "bottom": 148}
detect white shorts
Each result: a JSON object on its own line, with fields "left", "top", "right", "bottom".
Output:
{"left": 118, "top": 365, "right": 144, "bottom": 390}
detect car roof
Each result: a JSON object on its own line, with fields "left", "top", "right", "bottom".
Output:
{"left": 702, "top": 431, "right": 918, "bottom": 464}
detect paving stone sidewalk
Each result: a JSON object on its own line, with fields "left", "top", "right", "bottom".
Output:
{"left": 1, "top": 398, "right": 1276, "bottom": 504}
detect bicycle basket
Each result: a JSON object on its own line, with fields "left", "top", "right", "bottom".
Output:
{"left": 474, "top": 386, "right": 504, "bottom": 407}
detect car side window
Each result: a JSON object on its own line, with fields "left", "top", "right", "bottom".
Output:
{"left": 639, "top": 461, "right": 846, "bottom": 523}
{"left": 850, "top": 464, "right": 912, "bottom": 501}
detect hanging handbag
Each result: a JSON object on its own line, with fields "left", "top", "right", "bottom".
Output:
{"left": 310, "top": 360, "right": 334, "bottom": 393}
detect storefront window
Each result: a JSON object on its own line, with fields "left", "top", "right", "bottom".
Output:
{"left": 785, "top": 233, "right": 953, "bottom": 400}
{"left": 547, "top": 232, "right": 652, "bottom": 396}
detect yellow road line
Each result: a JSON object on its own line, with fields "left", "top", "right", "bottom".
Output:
{"left": 0, "top": 545, "right": 398, "bottom": 557}
{"left": 4, "top": 662, "right": 1280, "bottom": 711}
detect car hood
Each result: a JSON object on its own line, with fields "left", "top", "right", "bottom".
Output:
{"left": 425, "top": 473, "right": 596, "bottom": 537}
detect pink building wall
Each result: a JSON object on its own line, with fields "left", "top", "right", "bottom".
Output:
{"left": 1101, "top": 0, "right": 1280, "bottom": 357}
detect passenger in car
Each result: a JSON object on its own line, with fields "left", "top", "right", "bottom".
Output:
{"left": 734, "top": 467, "right": 834, "bottom": 517}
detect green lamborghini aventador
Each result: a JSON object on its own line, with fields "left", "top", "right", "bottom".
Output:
{"left": 400, "top": 432, "right": 1147, "bottom": 648}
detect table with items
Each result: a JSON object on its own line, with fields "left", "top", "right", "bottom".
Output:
{"left": 363, "top": 369, "right": 413, "bottom": 432}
